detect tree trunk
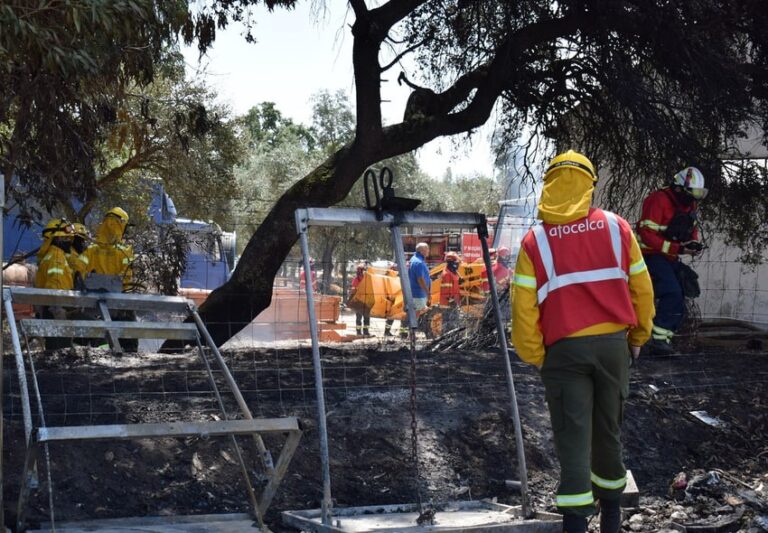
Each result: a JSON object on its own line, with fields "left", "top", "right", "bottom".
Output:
{"left": 194, "top": 143, "right": 372, "bottom": 346}
{"left": 319, "top": 234, "right": 337, "bottom": 294}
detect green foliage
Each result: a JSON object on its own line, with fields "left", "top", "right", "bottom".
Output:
{"left": 437, "top": 174, "right": 501, "bottom": 216}
{"left": 241, "top": 102, "right": 315, "bottom": 150}
{"left": 310, "top": 90, "right": 356, "bottom": 155}
{"left": 130, "top": 222, "right": 190, "bottom": 295}
{"left": 1, "top": 1, "right": 187, "bottom": 210}
{"left": 400, "top": 0, "right": 768, "bottom": 258}
{"left": 713, "top": 160, "right": 768, "bottom": 264}
{"left": 0, "top": 1, "right": 256, "bottom": 227}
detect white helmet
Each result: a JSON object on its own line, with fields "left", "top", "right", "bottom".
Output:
{"left": 672, "top": 167, "right": 707, "bottom": 199}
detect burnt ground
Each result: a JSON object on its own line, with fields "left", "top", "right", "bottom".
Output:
{"left": 2, "top": 341, "right": 767, "bottom": 532}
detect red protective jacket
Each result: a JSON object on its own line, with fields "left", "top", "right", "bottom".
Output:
{"left": 492, "top": 262, "right": 511, "bottom": 290}
{"left": 636, "top": 188, "right": 699, "bottom": 259}
{"left": 439, "top": 269, "right": 461, "bottom": 307}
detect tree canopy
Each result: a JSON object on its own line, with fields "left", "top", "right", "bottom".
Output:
{"left": 4, "top": 0, "right": 768, "bottom": 345}
{"left": 1, "top": 2, "right": 246, "bottom": 223}
{"left": 197, "top": 0, "right": 768, "bottom": 345}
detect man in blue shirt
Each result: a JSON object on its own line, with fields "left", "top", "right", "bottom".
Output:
{"left": 408, "top": 242, "right": 432, "bottom": 312}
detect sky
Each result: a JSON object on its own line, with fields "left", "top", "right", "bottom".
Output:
{"left": 181, "top": 0, "right": 497, "bottom": 179}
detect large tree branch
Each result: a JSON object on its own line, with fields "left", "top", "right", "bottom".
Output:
{"left": 77, "top": 146, "right": 161, "bottom": 219}
{"left": 368, "top": 0, "right": 427, "bottom": 35}
{"left": 352, "top": 0, "right": 429, "bottom": 148}
{"left": 380, "top": 36, "right": 427, "bottom": 72}
{"left": 378, "top": 12, "right": 589, "bottom": 155}
{"left": 194, "top": 6, "right": 591, "bottom": 347}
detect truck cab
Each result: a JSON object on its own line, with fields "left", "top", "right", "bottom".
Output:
{"left": 148, "top": 183, "right": 236, "bottom": 290}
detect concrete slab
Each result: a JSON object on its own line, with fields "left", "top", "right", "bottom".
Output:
{"left": 29, "top": 513, "right": 259, "bottom": 532}
{"left": 282, "top": 500, "right": 562, "bottom": 532}
{"left": 621, "top": 469, "right": 640, "bottom": 508}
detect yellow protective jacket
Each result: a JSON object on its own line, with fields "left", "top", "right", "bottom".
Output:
{"left": 75, "top": 217, "right": 134, "bottom": 289}
{"left": 35, "top": 246, "right": 74, "bottom": 291}
{"left": 510, "top": 168, "right": 655, "bottom": 368}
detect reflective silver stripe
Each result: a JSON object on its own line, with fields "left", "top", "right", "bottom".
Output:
{"left": 535, "top": 211, "right": 627, "bottom": 304}
{"left": 604, "top": 211, "right": 623, "bottom": 268}
{"left": 47, "top": 268, "right": 65, "bottom": 275}
{"left": 538, "top": 267, "right": 628, "bottom": 302}
{"left": 513, "top": 274, "right": 537, "bottom": 288}
{"left": 533, "top": 224, "right": 556, "bottom": 280}
{"left": 638, "top": 219, "right": 668, "bottom": 231}
{"left": 652, "top": 324, "right": 674, "bottom": 340}
{"left": 591, "top": 471, "right": 627, "bottom": 490}
{"left": 556, "top": 491, "right": 594, "bottom": 507}
{"left": 79, "top": 255, "right": 89, "bottom": 264}
{"left": 629, "top": 258, "right": 647, "bottom": 275}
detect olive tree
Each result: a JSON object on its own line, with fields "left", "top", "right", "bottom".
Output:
{"left": 197, "top": 0, "right": 768, "bottom": 345}
{"left": 4, "top": 1, "right": 767, "bottom": 345}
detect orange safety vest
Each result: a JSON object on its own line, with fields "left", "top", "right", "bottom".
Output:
{"left": 439, "top": 269, "right": 461, "bottom": 306}
{"left": 521, "top": 208, "right": 637, "bottom": 346}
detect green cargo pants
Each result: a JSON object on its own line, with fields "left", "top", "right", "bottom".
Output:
{"left": 540, "top": 331, "right": 630, "bottom": 517}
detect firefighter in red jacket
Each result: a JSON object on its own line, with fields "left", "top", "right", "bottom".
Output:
{"left": 636, "top": 167, "right": 706, "bottom": 354}
{"left": 511, "top": 150, "right": 654, "bottom": 533}
{"left": 439, "top": 251, "right": 462, "bottom": 332}
{"left": 492, "top": 246, "right": 512, "bottom": 290}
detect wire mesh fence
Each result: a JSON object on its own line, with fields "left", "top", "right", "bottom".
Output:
{"left": 3, "top": 209, "right": 768, "bottom": 529}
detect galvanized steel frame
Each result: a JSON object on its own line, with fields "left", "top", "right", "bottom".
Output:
{"left": 294, "top": 207, "right": 531, "bottom": 525}
{"left": 3, "top": 287, "right": 301, "bottom": 531}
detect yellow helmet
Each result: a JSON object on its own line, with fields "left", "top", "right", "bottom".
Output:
{"left": 105, "top": 207, "right": 129, "bottom": 224}
{"left": 72, "top": 223, "right": 90, "bottom": 238}
{"left": 42, "top": 218, "right": 74, "bottom": 239}
{"left": 544, "top": 150, "right": 597, "bottom": 182}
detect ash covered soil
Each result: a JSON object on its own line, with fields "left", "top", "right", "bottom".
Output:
{"left": 2, "top": 341, "right": 767, "bottom": 531}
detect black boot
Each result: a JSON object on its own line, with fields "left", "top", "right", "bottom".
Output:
{"left": 599, "top": 498, "right": 622, "bottom": 533}
{"left": 647, "top": 337, "right": 674, "bottom": 355}
{"left": 562, "top": 514, "right": 587, "bottom": 533}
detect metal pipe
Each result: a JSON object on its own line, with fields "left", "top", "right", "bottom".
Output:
{"left": 296, "top": 216, "right": 332, "bottom": 526}
{"left": 390, "top": 226, "right": 418, "bottom": 330}
{"left": 3, "top": 293, "right": 32, "bottom": 442}
{"left": 189, "top": 308, "right": 274, "bottom": 473}
{"left": 1, "top": 171, "right": 5, "bottom": 532}
{"left": 23, "top": 330, "right": 56, "bottom": 530}
{"left": 478, "top": 229, "right": 531, "bottom": 518}
{"left": 194, "top": 337, "right": 265, "bottom": 529}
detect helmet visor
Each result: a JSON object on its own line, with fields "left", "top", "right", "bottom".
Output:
{"left": 689, "top": 187, "right": 708, "bottom": 200}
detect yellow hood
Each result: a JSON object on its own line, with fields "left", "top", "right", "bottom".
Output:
{"left": 537, "top": 168, "right": 594, "bottom": 224}
{"left": 95, "top": 217, "right": 125, "bottom": 245}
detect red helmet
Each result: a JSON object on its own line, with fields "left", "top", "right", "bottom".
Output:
{"left": 497, "top": 246, "right": 511, "bottom": 258}
{"left": 445, "top": 251, "right": 459, "bottom": 261}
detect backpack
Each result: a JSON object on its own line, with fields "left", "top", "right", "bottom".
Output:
{"left": 663, "top": 212, "right": 697, "bottom": 242}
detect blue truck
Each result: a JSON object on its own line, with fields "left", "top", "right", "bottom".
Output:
{"left": 3, "top": 181, "right": 236, "bottom": 292}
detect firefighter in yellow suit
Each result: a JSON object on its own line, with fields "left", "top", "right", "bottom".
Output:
{"left": 35, "top": 219, "right": 76, "bottom": 349}
{"left": 511, "top": 151, "right": 655, "bottom": 533}
{"left": 76, "top": 207, "right": 134, "bottom": 290}
{"left": 35, "top": 219, "right": 75, "bottom": 291}
{"left": 76, "top": 207, "right": 137, "bottom": 351}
